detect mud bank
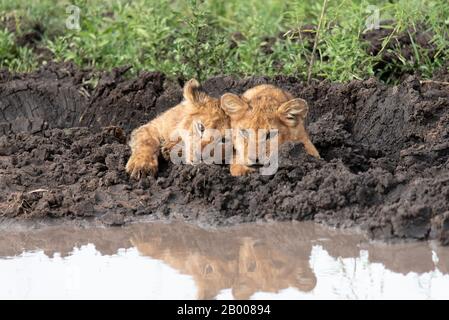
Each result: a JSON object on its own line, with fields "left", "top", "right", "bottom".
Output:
{"left": 1, "top": 63, "right": 448, "bottom": 244}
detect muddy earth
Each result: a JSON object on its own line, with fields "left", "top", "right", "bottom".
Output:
{"left": 0, "top": 62, "right": 448, "bottom": 244}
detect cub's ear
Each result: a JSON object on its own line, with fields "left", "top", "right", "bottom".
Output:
{"left": 220, "top": 93, "right": 248, "bottom": 120}
{"left": 277, "top": 98, "right": 308, "bottom": 127}
{"left": 183, "top": 78, "right": 205, "bottom": 104}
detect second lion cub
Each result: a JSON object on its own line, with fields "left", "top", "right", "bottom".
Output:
{"left": 221, "top": 84, "right": 320, "bottom": 176}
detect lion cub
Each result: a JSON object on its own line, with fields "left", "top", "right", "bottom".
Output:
{"left": 126, "top": 79, "right": 230, "bottom": 179}
{"left": 221, "top": 84, "right": 320, "bottom": 176}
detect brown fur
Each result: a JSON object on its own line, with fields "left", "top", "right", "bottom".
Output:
{"left": 126, "top": 79, "right": 230, "bottom": 178}
{"left": 221, "top": 84, "right": 320, "bottom": 176}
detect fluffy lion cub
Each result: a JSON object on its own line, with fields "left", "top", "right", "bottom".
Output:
{"left": 126, "top": 79, "right": 230, "bottom": 179}
{"left": 221, "top": 84, "right": 320, "bottom": 176}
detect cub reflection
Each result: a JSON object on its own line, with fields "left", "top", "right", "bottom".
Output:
{"left": 131, "top": 222, "right": 317, "bottom": 299}
{"left": 234, "top": 237, "right": 316, "bottom": 299}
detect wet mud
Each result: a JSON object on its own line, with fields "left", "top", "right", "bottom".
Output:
{"left": 1, "top": 63, "right": 449, "bottom": 244}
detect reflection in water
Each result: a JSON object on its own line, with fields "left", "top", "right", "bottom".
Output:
{"left": 130, "top": 223, "right": 317, "bottom": 299}
{"left": 0, "top": 221, "right": 448, "bottom": 299}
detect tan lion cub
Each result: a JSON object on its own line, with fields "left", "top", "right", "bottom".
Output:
{"left": 221, "top": 84, "right": 320, "bottom": 176}
{"left": 126, "top": 79, "right": 230, "bottom": 179}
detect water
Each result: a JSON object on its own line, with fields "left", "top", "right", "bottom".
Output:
{"left": 0, "top": 221, "right": 448, "bottom": 300}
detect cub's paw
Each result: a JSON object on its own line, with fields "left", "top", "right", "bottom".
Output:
{"left": 302, "top": 139, "right": 321, "bottom": 159}
{"left": 126, "top": 154, "right": 158, "bottom": 179}
{"left": 230, "top": 164, "right": 255, "bottom": 177}
{"left": 309, "top": 148, "right": 321, "bottom": 159}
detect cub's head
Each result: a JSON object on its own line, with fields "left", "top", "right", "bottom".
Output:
{"left": 176, "top": 79, "right": 231, "bottom": 163}
{"left": 220, "top": 85, "right": 308, "bottom": 166}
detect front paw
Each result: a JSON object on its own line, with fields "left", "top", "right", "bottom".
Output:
{"left": 230, "top": 164, "right": 255, "bottom": 176}
{"left": 302, "top": 139, "right": 321, "bottom": 159}
{"left": 126, "top": 153, "right": 158, "bottom": 179}
{"left": 309, "top": 148, "right": 321, "bottom": 159}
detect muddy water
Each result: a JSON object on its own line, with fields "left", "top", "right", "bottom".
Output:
{"left": 0, "top": 221, "right": 448, "bottom": 300}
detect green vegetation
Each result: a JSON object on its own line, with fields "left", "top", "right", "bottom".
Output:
{"left": 0, "top": 0, "right": 448, "bottom": 82}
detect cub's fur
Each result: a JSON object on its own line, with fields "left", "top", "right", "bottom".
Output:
{"left": 221, "top": 84, "right": 320, "bottom": 176}
{"left": 126, "top": 79, "right": 229, "bottom": 178}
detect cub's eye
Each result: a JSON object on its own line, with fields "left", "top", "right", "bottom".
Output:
{"left": 221, "top": 137, "right": 228, "bottom": 144}
{"left": 266, "top": 130, "right": 278, "bottom": 140}
{"left": 195, "top": 122, "right": 205, "bottom": 135}
{"left": 239, "top": 129, "right": 249, "bottom": 139}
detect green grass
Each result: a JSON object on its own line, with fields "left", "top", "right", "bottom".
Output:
{"left": 0, "top": 0, "right": 448, "bottom": 82}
